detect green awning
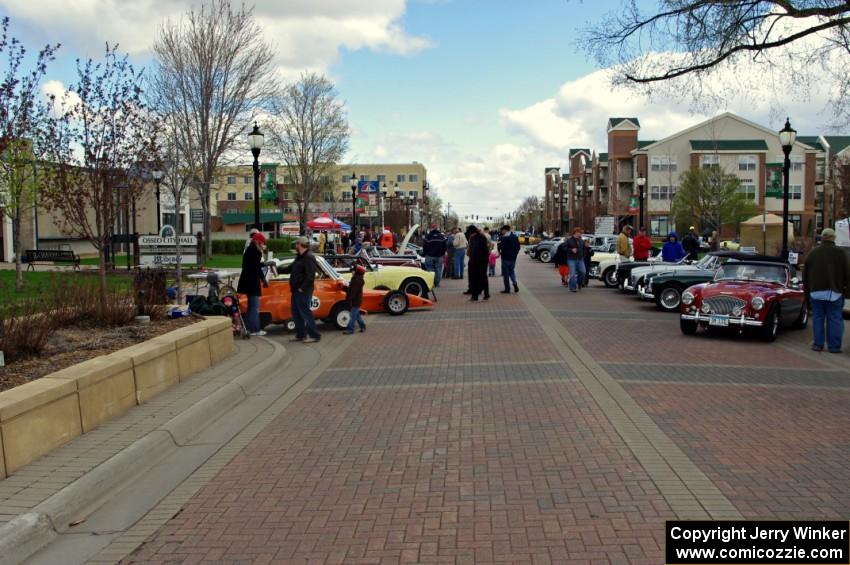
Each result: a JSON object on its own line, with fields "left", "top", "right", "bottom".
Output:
{"left": 689, "top": 140, "right": 768, "bottom": 151}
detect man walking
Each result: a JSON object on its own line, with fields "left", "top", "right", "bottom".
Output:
{"left": 452, "top": 227, "right": 468, "bottom": 279}
{"left": 498, "top": 225, "right": 520, "bottom": 293}
{"left": 290, "top": 236, "right": 321, "bottom": 343}
{"left": 804, "top": 228, "right": 850, "bottom": 354}
{"left": 565, "top": 227, "right": 587, "bottom": 292}
{"left": 633, "top": 226, "right": 653, "bottom": 261}
{"left": 467, "top": 226, "right": 490, "bottom": 301}
{"left": 422, "top": 225, "right": 447, "bottom": 287}
{"left": 617, "top": 225, "right": 633, "bottom": 262}
{"left": 682, "top": 226, "right": 700, "bottom": 261}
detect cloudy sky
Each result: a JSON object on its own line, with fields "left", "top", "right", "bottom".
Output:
{"left": 0, "top": 0, "right": 842, "bottom": 218}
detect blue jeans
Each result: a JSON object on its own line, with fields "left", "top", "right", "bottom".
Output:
{"left": 811, "top": 297, "right": 844, "bottom": 352}
{"left": 424, "top": 256, "right": 443, "bottom": 286}
{"left": 346, "top": 306, "right": 366, "bottom": 331}
{"left": 246, "top": 295, "right": 260, "bottom": 333}
{"left": 453, "top": 249, "right": 465, "bottom": 278}
{"left": 567, "top": 258, "right": 586, "bottom": 291}
{"left": 501, "top": 259, "right": 517, "bottom": 290}
{"left": 291, "top": 291, "right": 321, "bottom": 340}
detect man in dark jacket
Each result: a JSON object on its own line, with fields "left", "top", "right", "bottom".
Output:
{"left": 237, "top": 232, "right": 269, "bottom": 336}
{"left": 682, "top": 226, "right": 700, "bottom": 260}
{"left": 467, "top": 226, "right": 490, "bottom": 301}
{"left": 564, "top": 228, "right": 586, "bottom": 292}
{"left": 498, "top": 225, "right": 521, "bottom": 293}
{"left": 290, "top": 236, "right": 321, "bottom": 343}
{"left": 343, "top": 265, "right": 367, "bottom": 334}
{"left": 421, "top": 225, "right": 447, "bottom": 287}
{"left": 804, "top": 228, "right": 850, "bottom": 353}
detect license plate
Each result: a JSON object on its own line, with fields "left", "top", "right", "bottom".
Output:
{"left": 709, "top": 315, "right": 729, "bottom": 327}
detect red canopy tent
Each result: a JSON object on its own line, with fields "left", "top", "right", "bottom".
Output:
{"left": 306, "top": 213, "right": 350, "bottom": 231}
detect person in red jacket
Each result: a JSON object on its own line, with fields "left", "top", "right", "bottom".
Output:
{"left": 632, "top": 226, "right": 653, "bottom": 261}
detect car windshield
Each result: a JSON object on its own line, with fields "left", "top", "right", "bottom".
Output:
{"left": 714, "top": 263, "right": 787, "bottom": 285}
{"left": 695, "top": 255, "right": 716, "bottom": 269}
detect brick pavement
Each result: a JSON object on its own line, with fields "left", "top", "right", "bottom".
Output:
{"left": 115, "top": 254, "right": 849, "bottom": 564}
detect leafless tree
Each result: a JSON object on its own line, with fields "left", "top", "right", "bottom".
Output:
{"left": 42, "top": 45, "right": 157, "bottom": 309}
{"left": 831, "top": 153, "right": 850, "bottom": 221}
{"left": 512, "top": 195, "right": 543, "bottom": 232}
{"left": 149, "top": 0, "right": 275, "bottom": 257}
{"left": 269, "top": 72, "right": 350, "bottom": 233}
{"left": 582, "top": 0, "right": 850, "bottom": 123}
{"left": 0, "top": 17, "right": 59, "bottom": 291}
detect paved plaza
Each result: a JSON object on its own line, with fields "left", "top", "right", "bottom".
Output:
{"left": 12, "top": 255, "right": 850, "bottom": 564}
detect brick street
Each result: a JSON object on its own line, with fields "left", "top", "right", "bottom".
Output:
{"left": 121, "top": 255, "right": 850, "bottom": 564}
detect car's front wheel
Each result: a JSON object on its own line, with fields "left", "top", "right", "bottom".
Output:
{"left": 539, "top": 249, "right": 552, "bottom": 263}
{"left": 384, "top": 290, "right": 409, "bottom": 315}
{"left": 656, "top": 285, "right": 684, "bottom": 312}
{"left": 680, "top": 317, "right": 698, "bottom": 335}
{"left": 759, "top": 305, "right": 780, "bottom": 342}
{"left": 792, "top": 304, "right": 809, "bottom": 329}
{"left": 602, "top": 267, "right": 618, "bottom": 288}
{"left": 400, "top": 277, "right": 428, "bottom": 297}
{"left": 330, "top": 303, "right": 352, "bottom": 330}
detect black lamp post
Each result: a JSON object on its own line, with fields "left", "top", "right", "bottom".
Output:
{"left": 779, "top": 117, "right": 797, "bottom": 261}
{"left": 636, "top": 173, "right": 646, "bottom": 230}
{"left": 152, "top": 169, "right": 163, "bottom": 232}
{"left": 350, "top": 172, "right": 358, "bottom": 231}
{"left": 247, "top": 123, "right": 264, "bottom": 231}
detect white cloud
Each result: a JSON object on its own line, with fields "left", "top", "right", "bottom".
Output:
{"left": 1, "top": 0, "right": 431, "bottom": 77}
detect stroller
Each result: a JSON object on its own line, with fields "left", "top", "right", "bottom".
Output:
{"left": 190, "top": 271, "right": 249, "bottom": 338}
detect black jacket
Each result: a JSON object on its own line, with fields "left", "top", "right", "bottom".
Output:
{"left": 565, "top": 236, "right": 585, "bottom": 260}
{"left": 422, "top": 230, "right": 448, "bottom": 258}
{"left": 346, "top": 274, "right": 365, "bottom": 308}
{"left": 682, "top": 233, "right": 700, "bottom": 255}
{"left": 290, "top": 250, "right": 317, "bottom": 294}
{"left": 498, "top": 232, "right": 520, "bottom": 261}
{"left": 468, "top": 233, "right": 490, "bottom": 266}
{"left": 237, "top": 244, "right": 264, "bottom": 297}
{"left": 552, "top": 242, "right": 570, "bottom": 266}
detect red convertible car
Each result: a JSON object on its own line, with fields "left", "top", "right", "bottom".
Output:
{"left": 680, "top": 260, "right": 808, "bottom": 342}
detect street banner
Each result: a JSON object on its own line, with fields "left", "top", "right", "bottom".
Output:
{"left": 358, "top": 180, "right": 379, "bottom": 193}
{"left": 766, "top": 162, "right": 783, "bottom": 198}
{"left": 627, "top": 195, "right": 640, "bottom": 214}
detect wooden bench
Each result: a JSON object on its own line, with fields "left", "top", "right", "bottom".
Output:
{"left": 25, "top": 249, "right": 80, "bottom": 270}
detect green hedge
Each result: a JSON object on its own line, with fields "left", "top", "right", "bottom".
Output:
{"left": 211, "top": 237, "right": 292, "bottom": 255}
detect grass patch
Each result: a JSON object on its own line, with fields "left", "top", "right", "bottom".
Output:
{"left": 0, "top": 270, "right": 130, "bottom": 311}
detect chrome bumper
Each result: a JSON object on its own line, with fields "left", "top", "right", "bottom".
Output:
{"left": 589, "top": 267, "right": 600, "bottom": 278}
{"left": 680, "top": 311, "right": 764, "bottom": 327}
{"left": 638, "top": 285, "right": 654, "bottom": 300}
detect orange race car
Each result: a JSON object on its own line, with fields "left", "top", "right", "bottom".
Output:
{"left": 238, "top": 255, "right": 434, "bottom": 331}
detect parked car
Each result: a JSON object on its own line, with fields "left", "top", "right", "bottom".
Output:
{"left": 361, "top": 246, "right": 423, "bottom": 268}
{"left": 592, "top": 245, "right": 664, "bottom": 288}
{"left": 532, "top": 237, "right": 565, "bottom": 263}
{"left": 243, "top": 255, "right": 434, "bottom": 331}
{"left": 641, "top": 252, "right": 783, "bottom": 312}
{"left": 680, "top": 260, "right": 806, "bottom": 342}
{"left": 323, "top": 253, "right": 435, "bottom": 298}
{"left": 517, "top": 232, "right": 542, "bottom": 245}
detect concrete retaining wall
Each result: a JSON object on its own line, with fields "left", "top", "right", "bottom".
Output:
{"left": 0, "top": 317, "right": 234, "bottom": 478}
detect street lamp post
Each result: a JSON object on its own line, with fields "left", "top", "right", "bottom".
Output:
{"left": 779, "top": 117, "right": 797, "bottom": 261}
{"left": 350, "top": 172, "right": 358, "bottom": 232}
{"left": 247, "top": 123, "right": 264, "bottom": 231}
{"left": 152, "top": 169, "right": 164, "bottom": 232}
{"left": 636, "top": 174, "right": 646, "bottom": 230}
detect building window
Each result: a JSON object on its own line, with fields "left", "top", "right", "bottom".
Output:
{"left": 376, "top": 174, "right": 386, "bottom": 183}
{"left": 283, "top": 175, "right": 293, "bottom": 184}
{"left": 243, "top": 176, "right": 252, "bottom": 184}
{"left": 409, "top": 191, "right": 418, "bottom": 198}
{"left": 789, "top": 214, "right": 802, "bottom": 235}
{"left": 409, "top": 174, "right": 419, "bottom": 182}
{"left": 650, "top": 216, "right": 671, "bottom": 237}
{"left": 649, "top": 185, "right": 677, "bottom": 200}
{"left": 282, "top": 192, "right": 292, "bottom": 200}
{"left": 775, "top": 155, "right": 805, "bottom": 171}
{"left": 739, "top": 184, "right": 757, "bottom": 200}
{"left": 322, "top": 191, "right": 333, "bottom": 202}
{"left": 226, "top": 192, "right": 236, "bottom": 201}
{"left": 341, "top": 192, "right": 351, "bottom": 200}
{"left": 790, "top": 185, "right": 802, "bottom": 200}
{"left": 738, "top": 155, "right": 757, "bottom": 171}
{"left": 227, "top": 176, "right": 236, "bottom": 184}
{"left": 244, "top": 192, "right": 253, "bottom": 200}
{"left": 816, "top": 212, "right": 824, "bottom": 231}
{"left": 650, "top": 156, "right": 677, "bottom": 172}
{"left": 701, "top": 155, "right": 720, "bottom": 169}
{"left": 360, "top": 174, "right": 369, "bottom": 181}
{"left": 340, "top": 175, "right": 349, "bottom": 183}
{"left": 320, "top": 175, "right": 330, "bottom": 184}
{"left": 396, "top": 174, "right": 405, "bottom": 183}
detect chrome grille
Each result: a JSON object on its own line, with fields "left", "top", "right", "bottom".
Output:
{"left": 704, "top": 296, "right": 746, "bottom": 315}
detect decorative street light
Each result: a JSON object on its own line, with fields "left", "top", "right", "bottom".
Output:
{"left": 636, "top": 173, "right": 646, "bottom": 230}
{"left": 247, "top": 123, "right": 264, "bottom": 230}
{"left": 778, "top": 117, "right": 797, "bottom": 261}
{"left": 350, "top": 172, "right": 358, "bottom": 231}
{"left": 152, "top": 169, "right": 164, "bottom": 232}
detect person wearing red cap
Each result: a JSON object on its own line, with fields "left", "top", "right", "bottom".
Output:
{"left": 343, "top": 264, "right": 367, "bottom": 334}
{"left": 237, "top": 231, "right": 268, "bottom": 336}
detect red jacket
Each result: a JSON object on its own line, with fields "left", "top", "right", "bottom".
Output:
{"left": 633, "top": 234, "right": 653, "bottom": 261}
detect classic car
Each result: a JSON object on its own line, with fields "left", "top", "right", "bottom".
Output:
{"left": 614, "top": 249, "right": 674, "bottom": 290}
{"left": 679, "top": 261, "right": 807, "bottom": 342}
{"left": 517, "top": 232, "right": 542, "bottom": 245}
{"left": 641, "top": 251, "right": 782, "bottom": 312}
{"left": 531, "top": 238, "right": 564, "bottom": 262}
{"left": 323, "top": 253, "right": 435, "bottom": 298}
{"left": 241, "top": 255, "right": 434, "bottom": 331}
{"left": 592, "top": 245, "right": 665, "bottom": 288}
{"left": 361, "top": 245, "right": 423, "bottom": 268}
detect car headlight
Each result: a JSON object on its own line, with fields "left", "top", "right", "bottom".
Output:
{"left": 700, "top": 304, "right": 711, "bottom": 314}
{"left": 751, "top": 296, "right": 765, "bottom": 311}
{"left": 682, "top": 291, "right": 694, "bottom": 305}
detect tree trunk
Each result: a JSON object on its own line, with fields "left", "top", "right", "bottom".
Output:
{"left": 203, "top": 188, "right": 212, "bottom": 259}
{"left": 12, "top": 215, "right": 23, "bottom": 293}
{"left": 98, "top": 248, "right": 108, "bottom": 314}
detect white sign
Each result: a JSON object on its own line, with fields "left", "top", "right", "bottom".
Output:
{"left": 595, "top": 215, "right": 616, "bottom": 235}
{"left": 139, "top": 234, "right": 199, "bottom": 267}
{"left": 280, "top": 222, "right": 300, "bottom": 236}
{"left": 310, "top": 296, "right": 321, "bottom": 310}
{"left": 787, "top": 251, "right": 799, "bottom": 265}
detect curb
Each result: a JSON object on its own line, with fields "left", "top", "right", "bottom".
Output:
{"left": 0, "top": 337, "right": 288, "bottom": 565}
